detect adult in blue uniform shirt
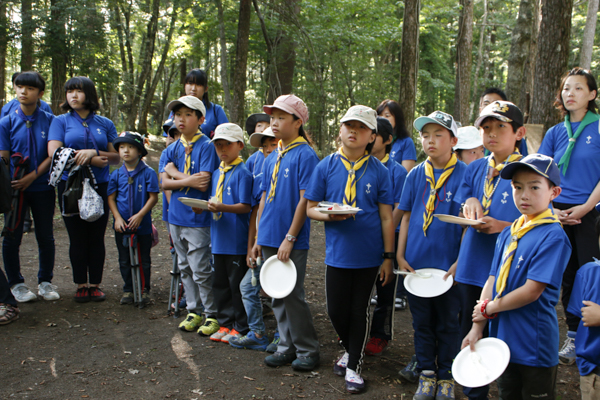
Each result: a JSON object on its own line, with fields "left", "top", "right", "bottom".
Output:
{"left": 1, "top": 72, "right": 53, "bottom": 118}
{"left": 165, "top": 69, "right": 228, "bottom": 139}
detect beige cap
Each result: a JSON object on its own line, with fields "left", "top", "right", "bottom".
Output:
{"left": 167, "top": 95, "right": 206, "bottom": 117}
{"left": 453, "top": 126, "right": 483, "bottom": 150}
{"left": 340, "top": 105, "right": 378, "bottom": 131}
{"left": 211, "top": 123, "right": 244, "bottom": 143}
{"left": 249, "top": 127, "right": 276, "bottom": 148}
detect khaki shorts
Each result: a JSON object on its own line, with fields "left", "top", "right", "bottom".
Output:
{"left": 581, "top": 372, "right": 600, "bottom": 400}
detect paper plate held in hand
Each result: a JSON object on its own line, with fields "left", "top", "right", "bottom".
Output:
{"left": 316, "top": 207, "right": 361, "bottom": 215}
{"left": 260, "top": 255, "right": 297, "bottom": 299}
{"left": 403, "top": 268, "right": 453, "bottom": 298}
{"left": 453, "top": 338, "right": 511, "bottom": 388}
{"left": 178, "top": 197, "right": 209, "bottom": 209}
{"left": 434, "top": 214, "right": 485, "bottom": 226}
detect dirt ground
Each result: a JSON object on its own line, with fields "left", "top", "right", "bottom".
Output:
{"left": 0, "top": 140, "right": 583, "bottom": 400}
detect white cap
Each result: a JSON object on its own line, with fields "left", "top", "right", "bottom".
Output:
{"left": 453, "top": 126, "right": 483, "bottom": 150}
{"left": 340, "top": 105, "right": 378, "bottom": 131}
{"left": 249, "top": 127, "right": 276, "bottom": 148}
{"left": 167, "top": 95, "right": 206, "bottom": 117}
{"left": 211, "top": 123, "right": 244, "bottom": 143}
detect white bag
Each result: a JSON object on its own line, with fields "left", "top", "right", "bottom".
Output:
{"left": 78, "top": 178, "right": 104, "bottom": 222}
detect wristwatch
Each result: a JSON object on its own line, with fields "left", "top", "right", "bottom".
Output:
{"left": 286, "top": 234, "right": 297, "bottom": 242}
{"left": 382, "top": 252, "right": 395, "bottom": 259}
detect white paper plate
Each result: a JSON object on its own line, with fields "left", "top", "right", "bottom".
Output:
{"left": 178, "top": 197, "right": 209, "bottom": 209}
{"left": 259, "top": 255, "right": 297, "bottom": 299}
{"left": 403, "top": 268, "right": 453, "bottom": 298}
{"left": 316, "top": 207, "right": 362, "bottom": 215}
{"left": 434, "top": 214, "right": 485, "bottom": 226}
{"left": 453, "top": 338, "right": 511, "bottom": 388}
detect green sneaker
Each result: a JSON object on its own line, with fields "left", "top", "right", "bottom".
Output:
{"left": 197, "top": 317, "right": 220, "bottom": 336}
{"left": 179, "top": 313, "right": 203, "bottom": 332}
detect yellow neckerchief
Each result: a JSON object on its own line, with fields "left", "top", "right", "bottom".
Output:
{"left": 339, "top": 148, "right": 370, "bottom": 208}
{"left": 495, "top": 208, "right": 560, "bottom": 299}
{"left": 266, "top": 136, "right": 308, "bottom": 202}
{"left": 180, "top": 132, "right": 203, "bottom": 175}
{"left": 213, "top": 157, "right": 243, "bottom": 220}
{"left": 422, "top": 153, "right": 458, "bottom": 236}
{"left": 381, "top": 154, "right": 390, "bottom": 165}
{"left": 482, "top": 149, "right": 522, "bottom": 215}
{"left": 259, "top": 148, "right": 264, "bottom": 154}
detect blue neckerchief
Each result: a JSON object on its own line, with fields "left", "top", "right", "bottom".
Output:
{"left": 15, "top": 107, "right": 40, "bottom": 173}
{"left": 70, "top": 111, "right": 99, "bottom": 153}
{"left": 120, "top": 161, "right": 147, "bottom": 218}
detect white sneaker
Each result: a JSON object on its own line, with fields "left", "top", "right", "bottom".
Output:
{"left": 38, "top": 282, "right": 60, "bottom": 301}
{"left": 11, "top": 283, "right": 37, "bottom": 303}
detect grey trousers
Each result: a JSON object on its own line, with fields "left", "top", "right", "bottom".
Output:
{"left": 169, "top": 225, "right": 215, "bottom": 316}
{"left": 262, "top": 246, "right": 320, "bottom": 358}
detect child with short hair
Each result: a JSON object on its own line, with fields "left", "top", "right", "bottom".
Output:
{"left": 463, "top": 154, "right": 571, "bottom": 400}
{"left": 250, "top": 94, "right": 320, "bottom": 371}
{"left": 159, "top": 119, "right": 181, "bottom": 232}
{"left": 397, "top": 111, "right": 467, "bottom": 399}
{"left": 245, "top": 113, "right": 271, "bottom": 176}
{"left": 453, "top": 126, "right": 485, "bottom": 165}
{"left": 161, "top": 96, "right": 220, "bottom": 335}
{"left": 108, "top": 132, "right": 158, "bottom": 305}
{"left": 305, "top": 105, "right": 395, "bottom": 393}
{"left": 0, "top": 71, "right": 58, "bottom": 302}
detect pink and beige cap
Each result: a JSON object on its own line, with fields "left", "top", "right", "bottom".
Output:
{"left": 211, "top": 123, "right": 244, "bottom": 143}
{"left": 340, "top": 105, "right": 378, "bottom": 131}
{"left": 263, "top": 94, "right": 309, "bottom": 125}
{"left": 249, "top": 127, "right": 276, "bottom": 148}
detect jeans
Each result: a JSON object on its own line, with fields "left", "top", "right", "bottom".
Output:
{"left": 240, "top": 263, "right": 265, "bottom": 335}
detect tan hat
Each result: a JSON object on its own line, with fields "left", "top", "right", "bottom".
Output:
{"left": 167, "top": 95, "right": 206, "bottom": 117}
{"left": 340, "top": 105, "right": 378, "bottom": 131}
{"left": 211, "top": 123, "right": 244, "bottom": 143}
{"left": 249, "top": 127, "right": 276, "bottom": 148}
{"left": 263, "top": 94, "right": 309, "bottom": 125}
{"left": 453, "top": 126, "right": 483, "bottom": 150}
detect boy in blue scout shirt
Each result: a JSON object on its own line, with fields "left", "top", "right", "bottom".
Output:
{"left": 454, "top": 101, "right": 526, "bottom": 400}
{"left": 463, "top": 154, "right": 571, "bottom": 400}
{"left": 107, "top": 132, "right": 158, "bottom": 305}
{"left": 245, "top": 113, "right": 271, "bottom": 175}
{"left": 194, "top": 123, "right": 252, "bottom": 345}
{"left": 0, "top": 71, "right": 57, "bottom": 303}
{"left": 161, "top": 96, "right": 220, "bottom": 335}
{"left": 396, "top": 111, "right": 467, "bottom": 400}
{"left": 1, "top": 72, "right": 53, "bottom": 118}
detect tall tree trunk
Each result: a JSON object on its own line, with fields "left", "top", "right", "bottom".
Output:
{"left": 580, "top": 0, "right": 599, "bottom": 70}
{"left": 470, "top": 0, "right": 488, "bottom": 121}
{"left": 505, "top": 0, "right": 535, "bottom": 112}
{"left": 529, "top": 0, "right": 573, "bottom": 132}
{"left": 523, "top": 0, "right": 541, "bottom": 122}
{"left": 453, "top": 0, "right": 474, "bottom": 126}
{"left": 0, "top": 1, "right": 6, "bottom": 107}
{"left": 398, "top": 0, "right": 420, "bottom": 135}
{"left": 49, "top": 0, "right": 67, "bottom": 114}
{"left": 231, "top": 0, "right": 251, "bottom": 127}
{"left": 215, "top": 0, "right": 233, "bottom": 117}
{"left": 20, "top": 0, "right": 34, "bottom": 70}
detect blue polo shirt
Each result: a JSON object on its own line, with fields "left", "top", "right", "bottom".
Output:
{"left": 454, "top": 156, "right": 522, "bottom": 287}
{"left": 47, "top": 112, "right": 118, "bottom": 183}
{"left": 567, "top": 261, "right": 600, "bottom": 376}
{"left": 210, "top": 162, "right": 253, "bottom": 255}
{"left": 163, "top": 134, "right": 219, "bottom": 228}
{"left": 384, "top": 158, "right": 408, "bottom": 232}
{"left": 1, "top": 98, "right": 53, "bottom": 118}
{"left": 158, "top": 150, "right": 169, "bottom": 222}
{"left": 305, "top": 154, "right": 393, "bottom": 268}
{"left": 246, "top": 150, "right": 265, "bottom": 176}
{"left": 489, "top": 222, "right": 571, "bottom": 367}
{"left": 538, "top": 120, "right": 600, "bottom": 204}
{"left": 257, "top": 143, "right": 319, "bottom": 250}
{"left": 166, "top": 101, "right": 228, "bottom": 138}
{"left": 390, "top": 136, "right": 417, "bottom": 165}
{"left": 107, "top": 162, "right": 159, "bottom": 235}
{"left": 399, "top": 159, "right": 467, "bottom": 271}
{"left": 0, "top": 108, "right": 54, "bottom": 191}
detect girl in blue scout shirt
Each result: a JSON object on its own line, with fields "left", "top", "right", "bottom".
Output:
{"left": 47, "top": 76, "right": 120, "bottom": 303}
{"left": 397, "top": 111, "right": 467, "bottom": 399}
{"left": 538, "top": 67, "right": 600, "bottom": 365}
{"left": 376, "top": 99, "right": 416, "bottom": 172}
{"left": 107, "top": 132, "right": 158, "bottom": 305}
{"left": 305, "top": 106, "right": 395, "bottom": 394}
{"left": 0, "top": 71, "right": 57, "bottom": 302}
{"left": 245, "top": 113, "right": 271, "bottom": 175}
{"left": 463, "top": 154, "right": 571, "bottom": 400}
{"left": 250, "top": 94, "right": 321, "bottom": 372}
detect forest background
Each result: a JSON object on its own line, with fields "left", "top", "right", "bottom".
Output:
{"left": 0, "top": 0, "right": 594, "bottom": 158}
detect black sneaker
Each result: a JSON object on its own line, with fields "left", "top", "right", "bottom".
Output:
{"left": 264, "top": 352, "right": 296, "bottom": 367}
{"left": 399, "top": 354, "right": 419, "bottom": 383}
{"left": 291, "top": 355, "right": 320, "bottom": 371}
{"left": 74, "top": 287, "right": 90, "bottom": 303}
{"left": 89, "top": 287, "right": 106, "bottom": 302}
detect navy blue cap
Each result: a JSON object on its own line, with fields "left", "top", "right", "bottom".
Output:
{"left": 500, "top": 153, "right": 561, "bottom": 186}
{"left": 245, "top": 113, "right": 270, "bottom": 135}
{"left": 113, "top": 131, "right": 148, "bottom": 157}
{"left": 162, "top": 119, "right": 180, "bottom": 138}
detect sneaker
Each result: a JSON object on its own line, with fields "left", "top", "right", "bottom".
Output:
{"left": 558, "top": 333, "right": 576, "bottom": 365}
{"left": 179, "top": 313, "right": 203, "bottom": 332}
{"left": 197, "top": 317, "right": 220, "bottom": 336}
{"left": 266, "top": 330, "right": 280, "bottom": 353}
{"left": 38, "top": 282, "right": 60, "bottom": 301}
{"left": 230, "top": 331, "right": 269, "bottom": 351}
{"left": 210, "top": 327, "right": 230, "bottom": 342}
{"left": 365, "top": 337, "right": 388, "bottom": 356}
{"left": 0, "top": 304, "right": 19, "bottom": 325}
{"left": 414, "top": 372, "right": 437, "bottom": 400}
{"left": 89, "top": 287, "right": 106, "bottom": 302}
{"left": 221, "top": 329, "right": 242, "bottom": 344}
{"left": 265, "top": 351, "right": 296, "bottom": 367}
{"left": 395, "top": 296, "right": 407, "bottom": 310}
{"left": 74, "top": 287, "right": 90, "bottom": 303}
{"left": 370, "top": 295, "right": 378, "bottom": 305}
{"left": 11, "top": 283, "right": 37, "bottom": 303}
{"left": 120, "top": 292, "right": 134, "bottom": 305}
{"left": 435, "top": 379, "right": 455, "bottom": 399}
{"left": 141, "top": 290, "right": 151, "bottom": 305}
{"left": 292, "top": 355, "right": 320, "bottom": 371}
{"left": 345, "top": 368, "right": 365, "bottom": 394}
{"left": 333, "top": 352, "right": 349, "bottom": 376}
{"left": 398, "top": 354, "right": 419, "bottom": 383}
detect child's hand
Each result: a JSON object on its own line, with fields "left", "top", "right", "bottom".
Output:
{"left": 207, "top": 199, "right": 222, "bottom": 213}
{"left": 463, "top": 197, "right": 484, "bottom": 221}
{"left": 251, "top": 243, "right": 262, "bottom": 262}
{"left": 277, "top": 238, "right": 294, "bottom": 262}
{"left": 462, "top": 326, "right": 483, "bottom": 352}
{"left": 380, "top": 259, "right": 394, "bottom": 286}
{"left": 114, "top": 217, "right": 127, "bottom": 233}
{"left": 74, "top": 149, "right": 97, "bottom": 165}
{"left": 90, "top": 156, "right": 109, "bottom": 168}
{"left": 396, "top": 256, "right": 414, "bottom": 273}
{"left": 472, "top": 299, "right": 488, "bottom": 322}
{"left": 443, "top": 261, "right": 457, "bottom": 283}
{"left": 328, "top": 213, "right": 352, "bottom": 221}
{"left": 556, "top": 206, "right": 584, "bottom": 225}
{"left": 11, "top": 172, "right": 36, "bottom": 191}
{"left": 475, "top": 216, "right": 510, "bottom": 234}
{"left": 127, "top": 213, "right": 144, "bottom": 231}
{"left": 186, "top": 173, "right": 210, "bottom": 191}
{"left": 582, "top": 300, "right": 600, "bottom": 327}
{"left": 191, "top": 207, "right": 203, "bottom": 214}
